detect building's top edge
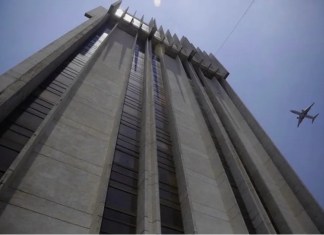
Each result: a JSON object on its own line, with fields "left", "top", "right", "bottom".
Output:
{"left": 87, "top": 1, "right": 229, "bottom": 78}
{"left": 85, "top": 6, "right": 108, "bottom": 19}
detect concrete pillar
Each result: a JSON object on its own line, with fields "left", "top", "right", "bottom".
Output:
{"left": 219, "top": 78, "right": 324, "bottom": 232}
{"left": 156, "top": 45, "right": 195, "bottom": 233}
{"left": 137, "top": 39, "right": 161, "bottom": 234}
{"left": 198, "top": 69, "right": 320, "bottom": 233}
{"left": 183, "top": 60, "right": 276, "bottom": 233}
{"left": 156, "top": 44, "right": 247, "bottom": 233}
{"left": 89, "top": 28, "right": 139, "bottom": 233}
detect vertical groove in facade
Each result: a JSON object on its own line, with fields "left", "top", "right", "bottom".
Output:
{"left": 152, "top": 54, "right": 184, "bottom": 234}
{"left": 197, "top": 69, "right": 285, "bottom": 232}
{"left": 100, "top": 41, "right": 145, "bottom": 234}
{"left": 184, "top": 61, "right": 258, "bottom": 231}
{"left": 0, "top": 27, "right": 111, "bottom": 179}
{"left": 182, "top": 61, "right": 256, "bottom": 233}
{"left": 189, "top": 64, "right": 279, "bottom": 233}
{"left": 195, "top": 65, "right": 278, "bottom": 233}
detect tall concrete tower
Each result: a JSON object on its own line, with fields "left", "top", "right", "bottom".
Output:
{"left": 0, "top": 1, "right": 323, "bottom": 233}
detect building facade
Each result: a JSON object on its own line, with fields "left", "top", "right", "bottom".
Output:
{"left": 0, "top": 1, "right": 323, "bottom": 233}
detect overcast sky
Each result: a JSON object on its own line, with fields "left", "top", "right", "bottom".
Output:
{"left": 0, "top": 0, "right": 323, "bottom": 208}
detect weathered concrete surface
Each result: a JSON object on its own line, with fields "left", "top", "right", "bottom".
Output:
{"left": 0, "top": 27, "right": 135, "bottom": 233}
{"left": 157, "top": 45, "right": 248, "bottom": 233}
{"left": 0, "top": 201, "right": 88, "bottom": 233}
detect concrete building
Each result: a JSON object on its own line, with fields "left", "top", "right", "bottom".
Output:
{"left": 0, "top": 1, "right": 323, "bottom": 233}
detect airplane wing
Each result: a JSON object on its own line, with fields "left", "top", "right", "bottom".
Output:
{"left": 304, "top": 102, "right": 315, "bottom": 113}
{"left": 290, "top": 110, "right": 301, "bottom": 115}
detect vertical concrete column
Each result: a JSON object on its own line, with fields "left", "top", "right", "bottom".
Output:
{"left": 156, "top": 45, "right": 247, "bottom": 233}
{"left": 156, "top": 45, "right": 196, "bottom": 233}
{"left": 137, "top": 39, "right": 161, "bottom": 234}
{"left": 183, "top": 60, "right": 276, "bottom": 233}
{"left": 219, "top": 78, "right": 324, "bottom": 232}
{"left": 198, "top": 68, "right": 320, "bottom": 233}
{"left": 89, "top": 27, "right": 138, "bottom": 233}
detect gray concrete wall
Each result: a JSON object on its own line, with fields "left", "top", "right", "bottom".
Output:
{"left": 0, "top": 27, "right": 135, "bottom": 233}
{"left": 202, "top": 73, "right": 320, "bottom": 233}
{"left": 157, "top": 45, "right": 248, "bottom": 233}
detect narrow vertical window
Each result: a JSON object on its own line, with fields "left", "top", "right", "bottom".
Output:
{"left": 100, "top": 42, "right": 145, "bottom": 234}
{"left": 152, "top": 54, "right": 184, "bottom": 234}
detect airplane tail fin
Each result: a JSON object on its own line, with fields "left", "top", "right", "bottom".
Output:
{"left": 312, "top": 113, "right": 319, "bottom": 123}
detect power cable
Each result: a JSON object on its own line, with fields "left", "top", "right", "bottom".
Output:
{"left": 216, "top": 0, "right": 255, "bottom": 54}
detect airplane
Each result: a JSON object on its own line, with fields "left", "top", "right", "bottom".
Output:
{"left": 290, "top": 102, "right": 319, "bottom": 127}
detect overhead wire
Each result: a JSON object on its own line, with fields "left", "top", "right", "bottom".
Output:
{"left": 216, "top": 0, "right": 255, "bottom": 54}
